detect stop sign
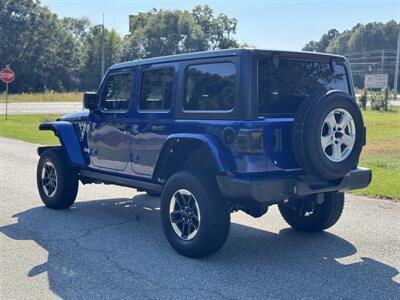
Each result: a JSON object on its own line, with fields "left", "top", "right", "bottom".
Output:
{"left": 0, "top": 68, "right": 15, "bottom": 84}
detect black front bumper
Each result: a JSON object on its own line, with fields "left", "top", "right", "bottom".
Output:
{"left": 216, "top": 167, "right": 372, "bottom": 204}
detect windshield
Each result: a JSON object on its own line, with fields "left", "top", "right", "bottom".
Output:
{"left": 258, "top": 57, "right": 350, "bottom": 115}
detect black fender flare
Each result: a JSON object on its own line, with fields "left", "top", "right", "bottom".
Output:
{"left": 152, "top": 134, "right": 229, "bottom": 181}
{"left": 39, "top": 121, "right": 85, "bottom": 166}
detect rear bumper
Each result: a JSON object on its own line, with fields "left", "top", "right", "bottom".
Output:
{"left": 216, "top": 167, "right": 372, "bottom": 204}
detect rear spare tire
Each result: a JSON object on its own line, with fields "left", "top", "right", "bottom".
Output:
{"left": 292, "top": 91, "right": 365, "bottom": 179}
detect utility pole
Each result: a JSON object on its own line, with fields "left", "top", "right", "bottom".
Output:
{"left": 381, "top": 49, "right": 384, "bottom": 72}
{"left": 394, "top": 31, "right": 400, "bottom": 101}
{"left": 100, "top": 13, "right": 105, "bottom": 79}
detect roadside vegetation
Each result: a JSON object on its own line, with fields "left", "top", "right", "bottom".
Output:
{"left": 1, "top": 1, "right": 241, "bottom": 94}
{"left": 0, "top": 92, "right": 82, "bottom": 103}
{"left": 354, "top": 110, "right": 400, "bottom": 200}
{"left": 0, "top": 114, "right": 59, "bottom": 145}
{"left": 0, "top": 111, "right": 398, "bottom": 200}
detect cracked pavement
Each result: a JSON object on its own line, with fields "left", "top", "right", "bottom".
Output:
{"left": 1, "top": 137, "right": 399, "bottom": 299}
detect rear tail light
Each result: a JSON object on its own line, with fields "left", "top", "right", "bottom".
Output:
{"left": 236, "top": 129, "right": 264, "bottom": 153}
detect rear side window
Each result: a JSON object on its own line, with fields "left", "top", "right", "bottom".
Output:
{"left": 184, "top": 62, "right": 236, "bottom": 111}
{"left": 258, "top": 58, "right": 350, "bottom": 115}
{"left": 140, "top": 68, "right": 174, "bottom": 111}
{"left": 101, "top": 73, "right": 132, "bottom": 111}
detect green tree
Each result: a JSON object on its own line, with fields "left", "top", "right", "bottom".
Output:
{"left": 191, "top": 5, "right": 238, "bottom": 49}
{"left": 0, "top": 0, "right": 83, "bottom": 92}
{"left": 303, "top": 21, "right": 400, "bottom": 54}
{"left": 303, "top": 29, "right": 339, "bottom": 52}
{"left": 61, "top": 17, "right": 91, "bottom": 41}
{"left": 81, "top": 26, "right": 122, "bottom": 90}
{"left": 120, "top": 6, "right": 239, "bottom": 61}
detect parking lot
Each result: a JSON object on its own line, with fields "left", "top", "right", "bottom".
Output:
{"left": 1, "top": 137, "right": 399, "bottom": 299}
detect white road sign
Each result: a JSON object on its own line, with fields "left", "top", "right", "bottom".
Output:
{"left": 364, "top": 74, "right": 388, "bottom": 89}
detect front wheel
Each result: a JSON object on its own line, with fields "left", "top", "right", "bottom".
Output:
{"left": 278, "top": 192, "right": 344, "bottom": 232}
{"left": 160, "top": 171, "right": 230, "bottom": 258}
{"left": 37, "top": 148, "right": 79, "bottom": 209}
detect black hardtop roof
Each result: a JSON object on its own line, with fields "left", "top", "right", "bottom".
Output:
{"left": 109, "top": 48, "right": 346, "bottom": 70}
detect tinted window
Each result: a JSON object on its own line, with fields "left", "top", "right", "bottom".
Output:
{"left": 140, "top": 68, "right": 174, "bottom": 111}
{"left": 101, "top": 73, "right": 132, "bottom": 111}
{"left": 184, "top": 62, "right": 236, "bottom": 111}
{"left": 258, "top": 58, "right": 350, "bottom": 114}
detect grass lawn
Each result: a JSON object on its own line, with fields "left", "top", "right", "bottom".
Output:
{"left": 0, "top": 114, "right": 60, "bottom": 145}
{"left": 0, "top": 111, "right": 399, "bottom": 200}
{"left": 0, "top": 91, "right": 82, "bottom": 103}
{"left": 354, "top": 110, "right": 400, "bottom": 201}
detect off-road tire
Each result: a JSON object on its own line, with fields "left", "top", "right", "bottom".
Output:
{"left": 292, "top": 91, "right": 365, "bottom": 179}
{"left": 278, "top": 192, "right": 344, "bottom": 232}
{"left": 37, "top": 147, "right": 78, "bottom": 209}
{"left": 161, "top": 171, "right": 230, "bottom": 258}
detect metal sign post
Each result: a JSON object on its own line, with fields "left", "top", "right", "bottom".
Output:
{"left": 0, "top": 65, "right": 15, "bottom": 120}
{"left": 5, "top": 82, "right": 8, "bottom": 120}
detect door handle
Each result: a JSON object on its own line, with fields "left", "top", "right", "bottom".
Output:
{"left": 151, "top": 125, "right": 167, "bottom": 133}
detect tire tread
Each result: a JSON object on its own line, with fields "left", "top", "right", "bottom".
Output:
{"left": 278, "top": 192, "right": 344, "bottom": 232}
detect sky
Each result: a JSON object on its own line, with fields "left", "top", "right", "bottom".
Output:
{"left": 41, "top": 0, "right": 399, "bottom": 51}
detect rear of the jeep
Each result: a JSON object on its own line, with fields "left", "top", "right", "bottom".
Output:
{"left": 216, "top": 49, "right": 371, "bottom": 206}
{"left": 160, "top": 49, "right": 371, "bottom": 258}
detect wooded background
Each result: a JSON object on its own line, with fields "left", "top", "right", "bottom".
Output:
{"left": 1, "top": 0, "right": 399, "bottom": 93}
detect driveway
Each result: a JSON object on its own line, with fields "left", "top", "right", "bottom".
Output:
{"left": 0, "top": 137, "right": 399, "bottom": 299}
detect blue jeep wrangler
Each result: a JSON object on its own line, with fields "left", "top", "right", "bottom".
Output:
{"left": 37, "top": 49, "right": 371, "bottom": 257}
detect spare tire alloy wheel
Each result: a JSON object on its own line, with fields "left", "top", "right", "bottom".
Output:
{"left": 321, "top": 108, "right": 356, "bottom": 162}
{"left": 292, "top": 91, "right": 365, "bottom": 180}
{"left": 41, "top": 161, "right": 58, "bottom": 197}
{"left": 169, "top": 189, "right": 201, "bottom": 240}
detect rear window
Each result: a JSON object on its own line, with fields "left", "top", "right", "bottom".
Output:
{"left": 140, "top": 68, "right": 174, "bottom": 111}
{"left": 258, "top": 57, "right": 350, "bottom": 115}
{"left": 184, "top": 62, "right": 236, "bottom": 111}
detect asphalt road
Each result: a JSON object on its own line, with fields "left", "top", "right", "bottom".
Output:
{"left": 1, "top": 137, "right": 399, "bottom": 299}
{"left": 0, "top": 102, "right": 82, "bottom": 115}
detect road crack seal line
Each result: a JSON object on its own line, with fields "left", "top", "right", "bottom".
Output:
{"left": 106, "top": 254, "right": 231, "bottom": 299}
{"left": 16, "top": 219, "right": 231, "bottom": 299}
{"left": 34, "top": 218, "right": 136, "bottom": 245}
{"left": 73, "top": 219, "right": 136, "bottom": 241}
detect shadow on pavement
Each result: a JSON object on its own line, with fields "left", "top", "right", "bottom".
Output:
{"left": 1, "top": 194, "right": 399, "bottom": 299}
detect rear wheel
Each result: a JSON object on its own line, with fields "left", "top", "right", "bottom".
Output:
{"left": 160, "top": 171, "right": 230, "bottom": 258}
{"left": 278, "top": 192, "right": 344, "bottom": 232}
{"left": 37, "top": 148, "right": 78, "bottom": 209}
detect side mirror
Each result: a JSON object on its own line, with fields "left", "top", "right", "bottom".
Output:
{"left": 83, "top": 92, "right": 97, "bottom": 110}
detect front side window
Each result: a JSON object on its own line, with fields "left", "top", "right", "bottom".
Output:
{"left": 101, "top": 73, "right": 132, "bottom": 111}
{"left": 140, "top": 68, "right": 174, "bottom": 111}
{"left": 258, "top": 58, "right": 350, "bottom": 115}
{"left": 184, "top": 62, "right": 236, "bottom": 111}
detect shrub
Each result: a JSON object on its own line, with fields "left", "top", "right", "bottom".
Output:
{"left": 370, "top": 88, "right": 390, "bottom": 111}
{"left": 358, "top": 90, "right": 367, "bottom": 110}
